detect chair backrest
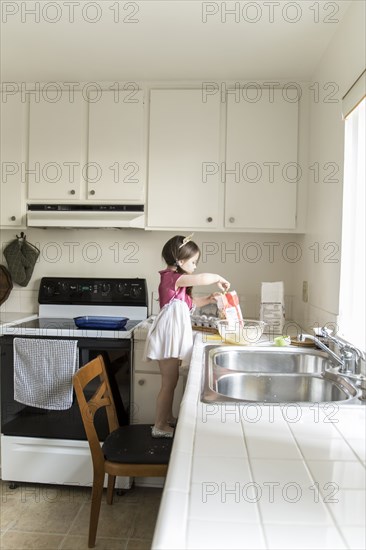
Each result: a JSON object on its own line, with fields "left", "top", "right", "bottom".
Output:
{"left": 73, "top": 355, "right": 119, "bottom": 467}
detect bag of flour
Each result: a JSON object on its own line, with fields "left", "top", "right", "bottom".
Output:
{"left": 259, "top": 282, "right": 285, "bottom": 334}
{"left": 217, "top": 291, "right": 243, "bottom": 324}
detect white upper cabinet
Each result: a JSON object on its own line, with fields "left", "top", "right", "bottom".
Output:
{"left": 225, "top": 89, "right": 299, "bottom": 230}
{"left": 28, "top": 91, "right": 84, "bottom": 200}
{"left": 88, "top": 90, "right": 145, "bottom": 201}
{"left": 147, "top": 90, "right": 221, "bottom": 229}
{"left": 3, "top": 83, "right": 303, "bottom": 231}
{"left": 0, "top": 92, "right": 26, "bottom": 227}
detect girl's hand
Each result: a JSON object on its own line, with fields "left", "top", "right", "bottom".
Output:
{"left": 217, "top": 278, "right": 230, "bottom": 292}
{"left": 208, "top": 292, "right": 221, "bottom": 304}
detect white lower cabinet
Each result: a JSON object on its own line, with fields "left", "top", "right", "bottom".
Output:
{"left": 133, "top": 372, "right": 184, "bottom": 424}
{"left": 133, "top": 337, "right": 184, "bottom": 424}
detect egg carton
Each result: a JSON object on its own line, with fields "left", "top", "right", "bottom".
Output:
{"left": 191, "top": 314, "right": 219, "bottom": 329}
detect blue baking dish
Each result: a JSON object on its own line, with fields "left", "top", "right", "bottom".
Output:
{"left": 74, "top": 316, "right": 129, "bottom": 330}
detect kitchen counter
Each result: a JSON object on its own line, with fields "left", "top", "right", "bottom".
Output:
{"left": 152, "top": 335, "right": 366, "bottom": 550}
{"left": 0, "top": 312, "right": 37, "bottom": 326}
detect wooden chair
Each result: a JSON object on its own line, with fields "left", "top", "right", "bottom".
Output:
{"left": 73, "top": 355, "right": 172, "bottom": 548}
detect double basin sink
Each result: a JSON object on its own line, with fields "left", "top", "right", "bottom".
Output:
{"left": 201, "top": 346, "right": 361, "bottom": 405}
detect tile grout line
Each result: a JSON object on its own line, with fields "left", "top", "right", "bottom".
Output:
{"left": 332, "top": 417, "right": 366, "bottom": 468}
{"left": 240, "top": 414, "right": 270, "bottom": 550}
{"left": 287, "top": 418, "right": 351, "bottom": 550}
{"left": 58, "top": 499, "right": 87, "bottom": 550}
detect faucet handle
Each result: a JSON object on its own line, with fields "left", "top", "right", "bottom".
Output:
{"left": 340, "top": 345, "right": 357, "bottom": 374}
{"left": 320, "top": 327, "right": 332, "bottom": 338}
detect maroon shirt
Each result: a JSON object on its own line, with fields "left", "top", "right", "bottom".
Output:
{"left": 158, "top": 269, "right": 193, "bottom": 309}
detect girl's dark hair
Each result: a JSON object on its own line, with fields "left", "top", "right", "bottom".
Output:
{"left": 161, "top": 235, "right": 200, "bottom": 296}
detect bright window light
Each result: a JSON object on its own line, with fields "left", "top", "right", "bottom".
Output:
{"left": 338, "top": 97, "right": 365, "bottom": 351}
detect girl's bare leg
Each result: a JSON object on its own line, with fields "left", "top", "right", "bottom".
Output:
{"left": 155, "top": 358, "right": 180, "bottom": 432}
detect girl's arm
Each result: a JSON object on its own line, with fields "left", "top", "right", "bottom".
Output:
{"left": 177, "top": 273, "right": 230, "bottom": 292}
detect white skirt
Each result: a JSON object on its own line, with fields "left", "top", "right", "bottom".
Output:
{"left": 143, "top": 299, "right": 193, "bottom": 367}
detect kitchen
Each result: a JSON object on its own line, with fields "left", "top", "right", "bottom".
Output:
{"left": 0, "top": 1, "right": 365, "bottom": 549}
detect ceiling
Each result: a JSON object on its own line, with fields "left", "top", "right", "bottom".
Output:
{"left": 1, "top": 0, "right": 353, "bottom": 83}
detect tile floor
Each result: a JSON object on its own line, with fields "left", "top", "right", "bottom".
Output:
{"left": 0, "top": 480, "right": 162, "bottom": 549}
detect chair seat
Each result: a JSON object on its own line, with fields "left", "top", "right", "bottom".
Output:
{"left": 102, "top": 424, "right": 173, "bottom": 464}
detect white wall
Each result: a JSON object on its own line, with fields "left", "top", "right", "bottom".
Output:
{"left": 0, "top": 228, "right": 302, "bottom": 322}
{"left": 1, "top": 2, "right": 364, "bottom": 330}
{"left": 300, "top": 0, "right": 365, "bottom": 331}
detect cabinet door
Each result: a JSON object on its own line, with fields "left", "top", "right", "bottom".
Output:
{"left": 88, "top": 90, "right": 144, "bottom": 201}
{"left": 147, "top": 90, "right": 221, "bottom": 229}
{"left": 133, "top": 372, "right": 184, "bottom": 424}
{"left": 225, "top": 89, "right": 298, "bottom": 229}
{"left": 0, "top": 92, "right": 26, "bottom": 226}
{"left": 28, "top": 91, "right": 84, "bottom": 200}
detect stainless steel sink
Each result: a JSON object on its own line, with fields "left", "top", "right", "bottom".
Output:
{"left": 212, "top": 347, "right": 328, "bottom": 374}
{"left": 201, "top": 346, "right": 361, "bottom": 404}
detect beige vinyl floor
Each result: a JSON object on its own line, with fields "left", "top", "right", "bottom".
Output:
{"left": 0, "top": 480, "right": 162, "bottom": 549}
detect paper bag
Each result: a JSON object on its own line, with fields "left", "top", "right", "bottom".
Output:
{"left": 217, "top": 291, "right": 243, "bottom": 324}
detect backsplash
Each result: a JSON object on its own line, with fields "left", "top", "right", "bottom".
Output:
{"left": 1, "top": 227, "right": 304, "bottom": 321}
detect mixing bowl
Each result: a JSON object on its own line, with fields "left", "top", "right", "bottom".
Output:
{"left": 216, "top": 319, "right": 266, "bottom": 345}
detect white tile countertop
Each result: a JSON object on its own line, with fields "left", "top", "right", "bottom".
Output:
{"left": 152, "top": 334, "right": 366, "bottom": 550}
{"left": 0, "top": 312, "right": 37, "bottom": 326}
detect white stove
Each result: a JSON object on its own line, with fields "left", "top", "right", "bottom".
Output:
{"left": 0, "top": 276, "right": 148, "bottom": 488}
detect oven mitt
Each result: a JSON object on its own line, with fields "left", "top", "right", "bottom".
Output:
{"left": 3, "top": 236, "right": 40, "bottom": 287}
{"left": 0, "top": 264, "right": 13, "bottom": 305}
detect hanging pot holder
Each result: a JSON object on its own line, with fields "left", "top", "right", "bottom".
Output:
{"left": 3, "top": 234, "right": 40, "bottom": 287}
{"left": 0, "top": 265, "right": 13, "bottom": 305}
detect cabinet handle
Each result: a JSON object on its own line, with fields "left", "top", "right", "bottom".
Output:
{"left": 70, "top": 189, "right": 75, "bottom": 195}
{"left": 138, "top": 379, "right": 145, "bottom": 386}
{"left": 10, "top": 216, "right": 16, "bottom": 221}
{"left": 89, "top": 190, "right": 96, "bottom": 196}
{"left": 206, "top": 217, "right": 213, "bottom": 223}
{"left": 229, "top": 217, "right": 235, "bottom": 223}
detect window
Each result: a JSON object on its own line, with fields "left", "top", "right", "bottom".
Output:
{"left": 338, "top": 97, "right": 365, "bottom": 350}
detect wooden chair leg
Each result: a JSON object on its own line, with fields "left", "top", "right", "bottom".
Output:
{"left": 106, "top": 474, "right": 116, "bottom": 505}
{"left": 88, "top": 474, "right": 104, "bottom": 548}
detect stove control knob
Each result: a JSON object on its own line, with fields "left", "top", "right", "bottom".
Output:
{"left": 117, "top": 283, "right": 129, "bottom": 294}
{"left": 131, "top": 285, "right": 142, "bottom": 298}
{"left": 43, "top": 283, "right": 56, "bottom": 297}
{"left": 60, "top": 282, "right": 69, "bottom": 293}
{"left": 101, "top": 283, "right": 111, "bottom": 294}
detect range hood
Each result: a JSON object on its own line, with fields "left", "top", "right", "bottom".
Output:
{"left": 27, "top": 204, "right": 145, "bottom": 228}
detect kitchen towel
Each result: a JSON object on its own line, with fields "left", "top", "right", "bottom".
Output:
{"left": 13, "top": 338, "right": 79, "bottom": 410}
{"left": 3, "top": 234, "right": 40, "bottom": 287}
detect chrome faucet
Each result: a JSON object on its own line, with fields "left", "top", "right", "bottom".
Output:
{"left": 303, "top": 328, "right": 365, "bottom": 378}
{"left": 319, "top": 328, "right": 364, "bottom": 375}
{"left": 302, "top": 328, "right": 366, "bottom": 400}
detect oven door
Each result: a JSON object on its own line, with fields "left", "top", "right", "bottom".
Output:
{"left": 0, "top": 335, "right": 131, "bottom": 441}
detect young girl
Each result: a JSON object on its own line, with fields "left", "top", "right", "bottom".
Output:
{"left": 144, "top": 234, "right": 230, "bottom": 438}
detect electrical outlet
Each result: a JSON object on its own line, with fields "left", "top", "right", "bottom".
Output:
{"left": 302, "top": 281, "right": 308, "bottom": 303}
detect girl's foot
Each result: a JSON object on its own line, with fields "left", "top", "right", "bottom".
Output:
{"left": 151, "top": 425, "right": 174, "bottom": 438}
{"left": 168, "top": 417, "right": 178, "bottom": 427}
